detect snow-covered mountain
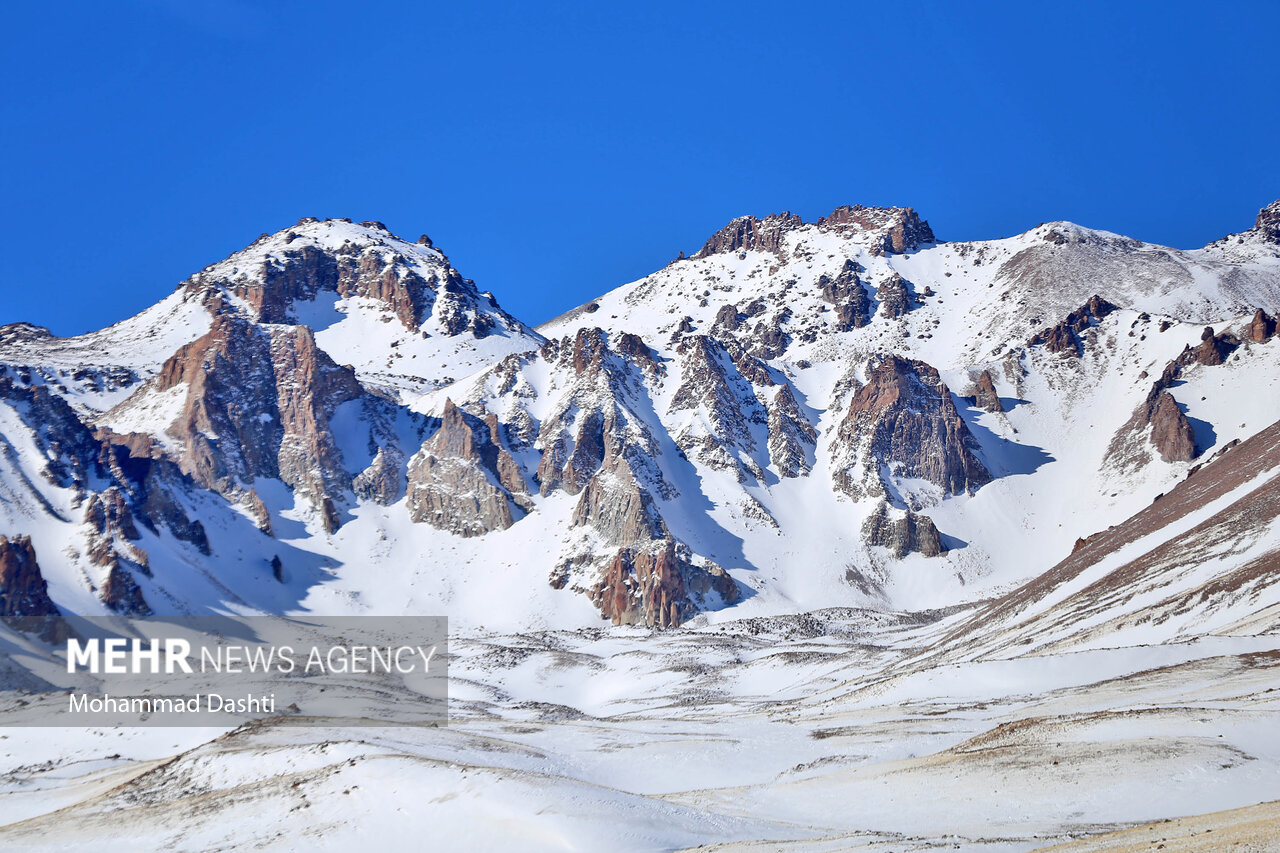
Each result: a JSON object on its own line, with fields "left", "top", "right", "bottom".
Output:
{"left": 3, "top": 203, "right": 1280, "bottom": 852}
{"left": 0, "top": 205, "right": 1277, "bottom": 639}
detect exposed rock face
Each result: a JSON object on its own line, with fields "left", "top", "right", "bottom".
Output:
{"left": 100, "top": 562, "right": 151, "bottom": 617}
{"left": 0, "top": 323, "right": 53, "bottom": 347}
{"left": 818, "top": 260, "right": 872, "bottom": 330}
{"left": 767, "top": 384, "right": 817, "bottom": 478}
{"left": 267, "top": 325, "right": 364, "bottom": 505}
{"left": 570, "top": 456, "right": 667, "bottom": 545}
{"left": 973, "top": 370, "right": 1003, "bottom": 414}
{"left": 693, "top": 213, "right": 803, "bottom": 258}
{"left": 0, "top": 378, "right": 100, "bottom": 492}
{"left": 353, "top": 447, "right": 404, "bottom": 506}
{"left": 693, "top": 205, "right": 933, "bottom": 259}
{"left": 714, "top": 303, "right": 743, "bottom": 332}
{"left": 406, "top": 400, "right": 522, "bottom": 537}
{"left": 1107, "top": 351, "right": 1204, "bottom": 470}
{"left": 1148, "top": 391, "right": 1197, "bottom": 463}
{"left": 84, "top": 487, "right": 150, "bottom": 580}
{"left": 875, "top": 274, "right": 914, "bottom": 319}
{"left": 1247, "top": 309, "right": 1277, "bottom": 342}
{"left": 188, "top": 222, "right": 520, "bottom": 337}
{"left": 95, "top": 439, "right": 212, "bottom": 555}
{"left": 1027, "top": 295, "right": 1117, "bottom": 356}
{"left": 832, "top": 356, "right": 990, "bottom": 503}
{"left": 1255, "top": 200, "right": 1280, "bottom": 243}
{"left": 151, "top": 315, "right": 363, "bottom": 523}
{"left": 670, "top": 335, "right": 768, "bottom": 481}
{"left": 532, "top": 328, "right": 659, "bottom": 496}
{"left": 614, "top": 332, "right": 661, "bottom": 375}
{"left": 244, "top": 488, "right": 273, "bottom": 535}
{"left": 817, "top": 205, "right": 935, "bottom": 254}
{"left": 1181, "top": 327, "right": 1241, "bottom": 366}
{"left": 0, "top": 535, "right": 68, "bottom": 642}
{"left": 862, "top": 501, "right": 947, "bottom": 558}
{"left": 591, "top": 538, "right": 738, "bottom": 628}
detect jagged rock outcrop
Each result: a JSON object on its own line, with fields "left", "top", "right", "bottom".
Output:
{"left": 0, "top": 535, "right": 68, "bottom": 642}
{"left": 152, "top": 314, "right": 284, "bottom": 490}
{"left": 406, "top": 400, "right": 522, "bottom": 537}
{"left": 100, "top": 562, "right": 151, "bottom": 617}
{"left": 84, "top": 487, "right": 150, "bottom": 575}
{"left": 353, "top": 447, "right": 405, "bottom": 506}
{"left": 832, "top": 356, "right": 990, "bottom": 503}
{"left": 268, "top": 325, "right": 365, "bottom": 504}
{"left": 148, "top": 315, "right": 364, "bottom": 523}
{"left": 1107, "top": 358, "right": 1202, "bottom": 471}
{"left": 1028, "top": 295, "right": 1118, "bottom": 357}
{"left": 243, "top": 488, "right": 273, "bottom": 535}
{"left": 1148, "top": 391, "right": 1197, "bottom": 463}
{"left": 1254, "top": 200, "right": 1280, "bottom": 243}
{"left": 1180, "top": 326, "right": 1240, "bottom": 366}
{"left": 817, "top": 205, "right": 934, "bottom": 254}
{"left": 532, "top": 328, "right": 659, "bottom": 496}
{"left": 570, "top": 455, "right": 667, "bottom": 545}
{"left": 82, "top": 486, "right": 154, "bottom": 615}
{"left": 670, "top": 335, "right": 768, "bottom": 481}
{"left": 692, "top": 205, "right": 933, "bottom": 260}
{"left": 818, "top": 260, "right": 872, "bottom": 330}
{"left": 766, "top": 384, "right": 816, "bottom": 478}
{"left": 95, "top": 438, "right": 211, "bottom": 555}
{"left": 186, "top": 219, "right": 521, "bottom": 338}
{"left": 972, "top": 370, "right": 1003, "bottom": 414}
{"left": 614, "top": 332, "right": 661, "bottom": 375}
{"left": 0, "top": 378, "right": 100, "bottom": 492}
{"left": 1247, "top": 309, "right": 1277, "bottom": 342}
{"left": 591, "top": 538, "right": 738, "bottom": 628}
{"left": 862, "top": 501, "right": 947, "bottom": 558}
{"left": 875, "top": 273, "right": 914, "bottom": 319}
{"left": 713, "top": 303, "right": 743, "bottom": 332}
{"left": 694, "top": 213, "right": 804, "bottom": 258}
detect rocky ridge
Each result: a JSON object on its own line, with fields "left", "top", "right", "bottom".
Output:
{"left": 0, "top": 203, "right": 1277, "bottom": 631}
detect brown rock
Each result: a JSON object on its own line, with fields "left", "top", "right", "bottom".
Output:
{"left": 0, "top": 535, "right": 68, "bottom": 642}
{"left": 244, "top": 487, "right": 273, "bottom": 535}
{"left": 1247, "top": 309, "right": 1277, "bottom": 342}
{"left": 670, "top": 335, "right": 768, "bottom": 481}
{"left": 714, "top": 304, "right": 743, "bottom": 332}
{"left": 1148, "top": 390, "right": 1196, "bottom": 463}
{"left": 767, "top": 384, "right": 816, "bottom": 478}
{"left": 1254, "top": 200, "right": 1280, "bottom": 243}
{"left": 973, "top": 370, "right": 1002, "bottom": 414}
{"left": 1028, "top": 295, "right": 1118, "bottom": 357}
{"left": 1181, "top": 328, "right": 1240, "bottom": 366}
{"left": 817, "top": 205, "right": 935, "bottom": 253}
{"left": 591, "top": 539, "right": 738, "bottom": 628}
{"left": 100, "top": 561, "right": 150, "bottom": 617}
{"left": 818, "top": 260, "right": 871, "bottom": 330}
{"left": 875, "top": 273, "right": 914, "bottom": 319}
{"left": 693, "top": 212, "right": 803, "bottom": 258}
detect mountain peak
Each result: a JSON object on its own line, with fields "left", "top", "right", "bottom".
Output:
{"left": 1255, "top": 199, "right": 1280, "bottom": 242}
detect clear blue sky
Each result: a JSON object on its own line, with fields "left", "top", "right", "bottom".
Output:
{"left": 3, "top": 1, "right": 1278, "bottom": 335}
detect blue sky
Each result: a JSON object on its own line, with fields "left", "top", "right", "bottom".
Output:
{"left": 3, "top": 1, "right": 1278, "bottom": 335}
